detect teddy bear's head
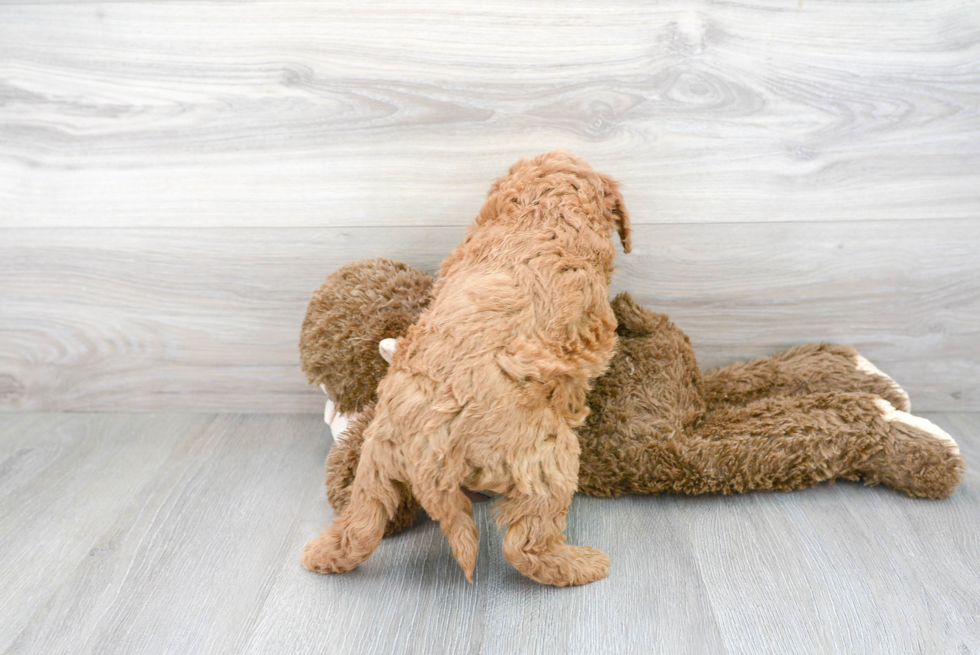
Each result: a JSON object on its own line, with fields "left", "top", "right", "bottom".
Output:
{"left": 299, "top": 257, "right": 435, "bottom": 416}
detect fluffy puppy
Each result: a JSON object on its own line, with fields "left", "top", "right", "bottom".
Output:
{"left": 302, "top": 150, "right": 630, "bottom": 586}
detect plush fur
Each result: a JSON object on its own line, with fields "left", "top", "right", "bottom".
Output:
{"left": 302, "top": 263, "right": 964, "bottom": 542}
{"left": 300, "top": 258, "right": 434, "bottom": 415}
{"left": 577, "top": 295, "right": 961, "bottom": 499}
{"left": 302, "top": 150, "right": 632, "bottom": 586}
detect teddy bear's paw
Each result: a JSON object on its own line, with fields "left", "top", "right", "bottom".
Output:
{"left": 321, "top": 394, "right": 360, "bottom": 444}
{"left": 875, "top": 399, "right": 959, "bottom": 455}
{"left": 855, "top": 354, "right": 911, "bottom": 412}
{"left": 871, "top": 399, "right": 964, "bottom": 498}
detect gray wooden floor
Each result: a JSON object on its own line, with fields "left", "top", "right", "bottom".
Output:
{"left": 1, "top": 413, "right": 977, "bottom": 654}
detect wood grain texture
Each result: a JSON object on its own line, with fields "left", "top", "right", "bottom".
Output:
{"left": 1, "top": 414, "right": 326, "bottom": 655}
{"left": 1, "top": 0, "right": 978, "bottom": 413}
{"left": 0, "top": 0, "right": 978, "bottom": 228}
{"left": 2, "top": 220, "right": 978, "bottom": 412}
{"left": 0, "top": 414, "right": 219, "bottom": 652}
{"left": 686, "top": 411, "right": 980, "bottom": 654}
{"left": 1, "top": 413, "right": 977, "bottom": 654}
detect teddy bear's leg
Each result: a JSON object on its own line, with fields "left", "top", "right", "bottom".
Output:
{"left": 702, "top": 343, "right": 910, "bottom": 411}
{"left": 670, "top": 392, "right": 963, "bottom": 497}
{"left": 689, "top": 392, "right": 886, "bottom": 494}
{"left": 494, "top": 426, "right": 609, "bottom": 587}
{"left": 855, "top": 399, "right": 964, "bottom": 498}
{"left": 302, "top": 429, "right": 408, "bottom": 575}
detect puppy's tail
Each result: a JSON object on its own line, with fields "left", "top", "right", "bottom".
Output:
{"left": 400, "top": 399, "right": 481, "bottom": 582}
{"left": 415, "top": 482, "right": 480, "bottom": 583}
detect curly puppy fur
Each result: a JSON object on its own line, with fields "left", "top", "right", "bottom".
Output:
{"left": 302, "top": 272, "right": 964, "bottom": 539}
{"left": 324, "top": 404, "right": 423, "bottom": 536}
{"left": 303, "top": 150, "right": 631, "bottom": 586}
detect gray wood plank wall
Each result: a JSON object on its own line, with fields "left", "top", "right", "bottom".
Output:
{"left": 2, "top": 1, "right": 979, "bottom": 412}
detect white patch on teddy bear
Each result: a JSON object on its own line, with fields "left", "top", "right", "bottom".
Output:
{"left": 320, "top": 385, "right": 359, "bottom": 445}
{"left": 874, "top": 398, "right": 959, "bottom": 455}
{"left": 855, "top": 354, "right": 911, "bottom": 411}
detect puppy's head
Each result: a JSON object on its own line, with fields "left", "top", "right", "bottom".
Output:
{"left": 479, "top": 150, "right": 632, "bottom": 253}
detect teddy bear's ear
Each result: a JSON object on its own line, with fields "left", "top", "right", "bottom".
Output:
{"left": 611, "top": 292, "right": 663, "bottom": 336}
{"left": 598, "top": 173, "right": 631, "bottom": 253}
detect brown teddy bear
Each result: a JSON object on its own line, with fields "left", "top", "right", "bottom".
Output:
{"left": 300, "top": 257, "right": 964, "bottom": 536}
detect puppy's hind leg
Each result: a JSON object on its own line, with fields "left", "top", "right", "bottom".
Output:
{"left": 303, "top": 430, "right": 406, "bottom": 575}
{"left": 496, "top": 427, "right": 609, "bottom": 587}
{"left": 497, "top": 498, "right": 609, "bottom": 587}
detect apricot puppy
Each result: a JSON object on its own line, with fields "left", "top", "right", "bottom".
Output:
{"left": 302, "top": 150, "right": 630, "bottom": 586}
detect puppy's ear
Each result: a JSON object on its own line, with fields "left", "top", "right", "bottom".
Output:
{"left": 599, "top": 173, "right": 631, "bottom": 253}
